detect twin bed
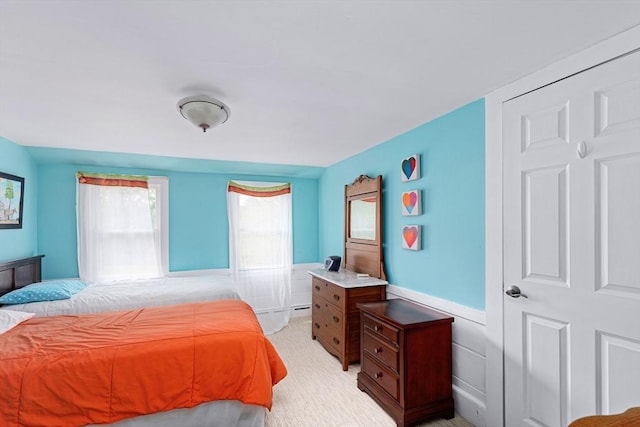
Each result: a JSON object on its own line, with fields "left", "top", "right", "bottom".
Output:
{"left": 0, "top": 256, "right": 287, "bottom": 427}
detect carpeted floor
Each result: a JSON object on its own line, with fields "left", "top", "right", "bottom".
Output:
{"left": 265, "top": 317, "right": 475, "bottom": 427}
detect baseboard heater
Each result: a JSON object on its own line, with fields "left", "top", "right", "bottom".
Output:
{"left": 254, "top": 305, "right": 310, "bottom": 315}
{"left": 291, "top": 305, "right": 311, "bottom": 317}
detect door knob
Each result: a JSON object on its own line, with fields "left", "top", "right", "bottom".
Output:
{"left": 506, "top": 285, "right": 528, "bottom": 299}
{"left": 577, "top": 141, "right": 587, "bottom": 159}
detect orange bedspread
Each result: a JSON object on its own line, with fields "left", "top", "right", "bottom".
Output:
{"left": 0, "top": 299, "right": 287, "bottom": 427}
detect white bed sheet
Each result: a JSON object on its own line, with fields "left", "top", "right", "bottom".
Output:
{"left": 0, "top": 274, "right": 240, "bottom": 317}
{"left": 91, "top": 400, "right": 265, "bottom": 427}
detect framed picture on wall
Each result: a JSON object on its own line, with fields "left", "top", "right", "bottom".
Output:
{"left": 402, "top": 225, "right": 421, "bottom": 250}
{"left": 401, "top": 154, "right": 420, "bottom": 182}
{"left": 0, "top": 171, "right": 25, "bottom": 229}
{"left": 401, "top": 189, "right": 421, "bottom": 216}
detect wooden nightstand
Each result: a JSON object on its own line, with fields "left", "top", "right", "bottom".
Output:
{"left": 357, "top": 299, "right": 454, "bottom": 427}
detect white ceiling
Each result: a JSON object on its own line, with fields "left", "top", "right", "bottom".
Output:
{"left": 1, "top": 1, "right": 639, "bottom": 168}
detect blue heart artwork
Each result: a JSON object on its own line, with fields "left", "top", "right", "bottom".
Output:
{"left": 401, "top": 154, "right": 420, "bottom": 182}
{"left": 402, "top": 158, "right": 415, "bottom": 180}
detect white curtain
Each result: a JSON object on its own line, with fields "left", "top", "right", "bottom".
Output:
{"left": 227, "top": 181, "right": 292, "bottom": 334}
{"left": 76, "top": 172, "right": 161, "bottom": 283}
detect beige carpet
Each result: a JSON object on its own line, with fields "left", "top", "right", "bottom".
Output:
{"left": 265, "top": 317, "right": 475, "bottom": 427}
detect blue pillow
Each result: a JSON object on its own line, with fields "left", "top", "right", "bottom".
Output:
{"left": 0, "top": 280, "right": 87, "bottom": 305}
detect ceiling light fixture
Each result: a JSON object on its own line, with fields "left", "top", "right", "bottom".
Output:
{"left": 177, "top": 95, "right": 230, "bottom": 132}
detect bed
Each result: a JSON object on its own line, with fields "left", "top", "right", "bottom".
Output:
{"left": 0, "top": 299, "right": 287, "bottom": 427}
{"left": 0, "top": 256, "right": 241, "bottom": 317}
{"left": 0, "top": 256, "right": 287, "bottom": 426}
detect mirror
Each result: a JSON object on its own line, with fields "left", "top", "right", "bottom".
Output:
{"left": 349, "top": 197, "right": 377, "bottom": 240}
{"left": 344, "top": 175, "right": 386, "bottom": 279}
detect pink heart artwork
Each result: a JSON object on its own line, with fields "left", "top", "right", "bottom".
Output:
{"left": 402, "top": 191, "right": 417, "bottom": 214}
{"left": 401, "top": 190, "right": 421, "bottom": 216}
{"left": 403, "top": 226, "right": 418, "bottom": 248}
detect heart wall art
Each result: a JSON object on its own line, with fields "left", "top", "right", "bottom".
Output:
{"left": 402, "top": 225, "right": 421, "bottom": 250}
{"left": 401, "top": 190, "right": 421, "bottom": 216}
{"left": 401, "top": 154, "right": 420, "bottom": 182}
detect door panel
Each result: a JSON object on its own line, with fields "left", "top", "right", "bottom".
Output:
{"left": 598, "top": 332, "right": 640, "bottom": 414}
{"left": 595, "top": 154, "right": 640, "bottom": 295}
{"left": 594, "top": 78, "right": 640, "bottom": 137}
{"left": 523, "top": 314, "right": 569, "bottom": 427}
{"left": 522, "top": 165, "right": 569, "bottom": 286}
{"left": 521, "top": 102, "right": 570, "bottom": 152}
{"left": 503, "top": 50, "right": 640, "bottom": 425}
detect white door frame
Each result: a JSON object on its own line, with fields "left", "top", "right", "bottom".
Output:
{"left": 484, "top": 24, "right": 640, "bottom": 427}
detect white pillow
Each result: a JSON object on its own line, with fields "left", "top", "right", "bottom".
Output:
{"left": 0, "top": 310, "right": 35, "bottom": 334}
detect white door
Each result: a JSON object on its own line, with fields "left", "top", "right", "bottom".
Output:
{"left": 503, "top": 50, "right": 640, "bottom": 426}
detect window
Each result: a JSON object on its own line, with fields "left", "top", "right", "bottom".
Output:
{"left": 227, "top": 181, "right": 292, "bottom": 334}
{"left": 76, "top": 172, "right": 168, "bottom": 282}
{"left": 236, "top": 192, "right": 291, "bottom": 270}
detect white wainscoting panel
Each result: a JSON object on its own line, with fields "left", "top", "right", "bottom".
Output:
{"left": 290, "top": 263, "right": 321, "bottom": 317}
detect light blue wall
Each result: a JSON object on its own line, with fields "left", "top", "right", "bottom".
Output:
{"left": 319, "top": 99, "right": 485, "bottom": 310}
{"left": 6, "top": 98, "right": 485, "bottom": 310}
{"left": 0, "top": 137, "right": 38, "bottom": 261}
{"left": 37, "top": 164, "right": 319, "bottom": 279}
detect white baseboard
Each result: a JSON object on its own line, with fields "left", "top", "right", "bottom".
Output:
{"left": 453, "top": 384, "right": 487, "bottom": 427}
{"left": 168, "top": 268, "right": 231, "bottom": 277}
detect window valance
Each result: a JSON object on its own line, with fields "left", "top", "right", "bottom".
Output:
{"left": 76, "top": 172, "right": 148, "bottom": 188}
{"left": 227, "top": 181, "right": 290, "bottom": 197}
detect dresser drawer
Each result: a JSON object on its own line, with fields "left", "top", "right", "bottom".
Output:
{"left": 324, "top": 301, "right": 343, "bottom": 332}
{"left": 312, "top": 277, "right": 345, "bottom": 306}
{"left": 311, "top": 301, "right": 327, "bottom": 334}
{"left": 313, "top": 295, "right": 343, "bottom": 330}
{"left": 317, "top": 328, "right": 344, "bottom": 356}
{"left": 363, "top": 313, "right": 399, "bottom": 344}
{"left": 363, "top": 329, "right": 398, "bottom": 372}
{"left": 362, "top": 353, "right": 399, "bottom": 400}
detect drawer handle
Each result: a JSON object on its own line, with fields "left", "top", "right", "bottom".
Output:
{"left": 315, "top": 285, "right": 320, "bottom": 291}
{"left": 333, "top": 337, "right": 340, "bottom": 345}
{"left": 333, "top": 294, "right": 340, "bottom": 301}
{"left": 332, "top": 315, "right": 340, "bottom": 323}
{"left": 314, "top": 303, "right": 321, "bottom": 309}
{"left": 374, "top": 325, "right": 383, "bottom": 332}
{"left": 373, "top": 372, "right": 383, "bottom": 379}
{"left": 314, "top": 322, "right": 320, "bottom": 329}
{"left": 374, "top": 347, "right": 383, "bottom": 354}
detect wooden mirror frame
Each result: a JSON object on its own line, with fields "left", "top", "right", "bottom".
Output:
{"left": 344, "top": 175, "right": 386, "bottom": 279}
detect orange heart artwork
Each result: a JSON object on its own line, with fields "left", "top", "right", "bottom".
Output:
{"left": 403, "top": 226, "right": 419, "bottom": 249}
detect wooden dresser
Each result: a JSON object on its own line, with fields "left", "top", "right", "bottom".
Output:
{"left": 309, "top": 269, "right": 387, "bottom": 371}
{"left": 357, "top": 299, "right": 454, "bottom": 426}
